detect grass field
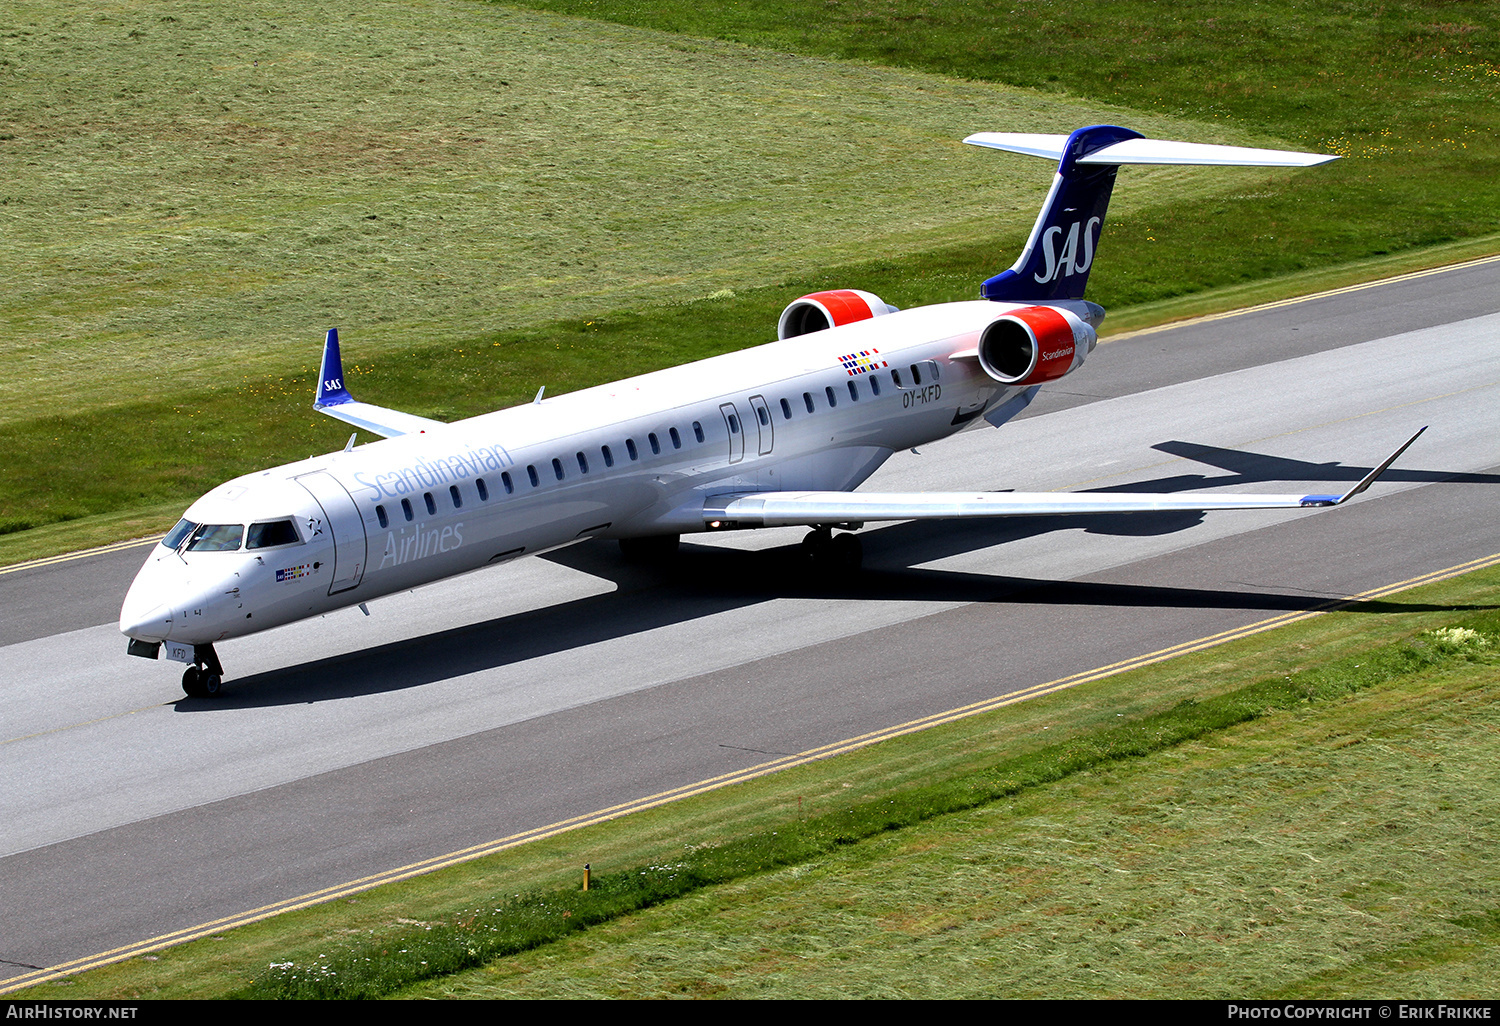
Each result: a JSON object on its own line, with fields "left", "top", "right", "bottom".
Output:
{"left": 0, "top": 0, "right": 1239, "bottom": 423}
{"left": 513, "top": 0, "right": 1500, "bottom": 298}
{"left": 16, "top": 563, "right": 1499, "bottom": 999}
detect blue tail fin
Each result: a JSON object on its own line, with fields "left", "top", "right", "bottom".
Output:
{"left": 978, "top": 125, "right": 1142, "bottom": 303}
{"left": 968, "top": 125, "right": 1338, "bottom": 303}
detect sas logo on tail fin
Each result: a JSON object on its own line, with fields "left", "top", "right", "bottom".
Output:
{"left": 1033, "top": 217, "right": 1101, "bottom": 284}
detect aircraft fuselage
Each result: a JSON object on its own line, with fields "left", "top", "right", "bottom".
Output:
{"left": 120, "top": 299, "right": 1089, "bottom": 651}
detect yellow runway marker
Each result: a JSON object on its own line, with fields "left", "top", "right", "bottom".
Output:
{"left": 0, "top": 537, "right": 157, "bottom": 576}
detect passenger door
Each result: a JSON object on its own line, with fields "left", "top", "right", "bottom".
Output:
{"left": 295, "top": 471, "right": 368, "bottom": 595}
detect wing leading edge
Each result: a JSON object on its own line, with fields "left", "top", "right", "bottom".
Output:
{"left": 705, "top": 429, "right": 1427, "bottom": 528}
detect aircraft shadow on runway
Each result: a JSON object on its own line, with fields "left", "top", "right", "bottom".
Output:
{"left": 1151, "top": 440, "right": 1500, "bottom": 489}
{"left": 192, "top": 500, "right": 1492, "bottom": 710}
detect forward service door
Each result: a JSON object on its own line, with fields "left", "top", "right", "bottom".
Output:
{"left": 295, "top": 470, "right": 368, "bottom": 595}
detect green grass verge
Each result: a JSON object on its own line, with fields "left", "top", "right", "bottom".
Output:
{"left": 19, "top": 563, "right": 1499, "bottom": 999}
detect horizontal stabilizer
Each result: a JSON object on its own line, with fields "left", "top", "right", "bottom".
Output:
{"left": 313, "top": 327, "right": 446, "bottom": 438}
{"left": 963, "top": 133, "right": 1339, "bottom": 167}
{"left": 706, "top": 429, "right": 1424, "bottom": 528}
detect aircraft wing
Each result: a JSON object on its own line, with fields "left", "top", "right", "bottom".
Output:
{"left": 313, "top": 328, "right": 446, "bottom": 438}
{"left": 705, "top": 429, "right": 1425, "bottom": 528}
{"left": 313, "top": 399, "right": 446, "bottom": 439}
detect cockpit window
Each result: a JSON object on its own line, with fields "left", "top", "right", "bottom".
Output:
{"left": 162, "top": 519, "right": 198, "bottom": 549}
{"left": 185, "top": 524, "right": 244, "bottom": 552}
{"left": 246, "top": 519, "right": 300, "bottom": 549}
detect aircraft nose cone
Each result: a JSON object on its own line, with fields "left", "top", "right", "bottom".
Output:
{"left": 119, "top": 598, "right": 173, "bottom": 642}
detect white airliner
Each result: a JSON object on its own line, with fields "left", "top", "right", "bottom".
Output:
{"left": 120, "top": 125, "right": 1423, "bottom": 697}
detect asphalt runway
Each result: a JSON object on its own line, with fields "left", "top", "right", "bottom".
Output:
{"left": 2, "top": 258, "right": 1498, "bottom": 986}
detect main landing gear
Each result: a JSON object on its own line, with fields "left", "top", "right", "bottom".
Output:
{"left": 800, "top": 527, "right": 863, "bottom": 570}
{"left": 181, "top": 644, "right": 225, "bottom": 698}
{"left": 619, "top": 534, "right": 681, "bottom": 563}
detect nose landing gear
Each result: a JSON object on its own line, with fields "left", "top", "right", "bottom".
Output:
{"left": 181, "top": 644, "right": 225, "bottom": 698}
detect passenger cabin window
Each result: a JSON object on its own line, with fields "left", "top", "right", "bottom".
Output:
{"left": 648, "top": 432, "right": 661, "bottom": 455}
{"left": 727, "top": 414, "right": 740, "bottom": 433}
{"left": 891, "top": 368, "right": 903, "bottom": 388}
{"left": 424, "top": 492, "right": 437, "bottom": 516}
{"left": 870, "top": 375, "right": 882, "bottom": 396}
{"left": 247, "top": 519, "right": 300, "bottom": 549}
{"left": 401, "top": 498, "right": 414, "bottom": 522}
{"left": 527, "top": 465, "right": 539, "bottom": 487}
{"left": 626, "top": 439, "right": 639, "bottom": 461}
{"left": 376, "top": 505, "right": 389, "bottom": 529}
{"left": 186, "top": 524, "right": 244, "bottom": 552}
{"left": 577, "top": 451, "right": 589, "bottom": 474}
{"left": 847, "top": 380, "right": 859, "bottom": 402}
{"left": 825, "top": 386, "right": 837, "bottom": 408}
{"left": 602, "top": 445, "right": 614, "bottom": 468}
{"left": 909, "top": 364, "right": 922, "bottom": 386}
{"left": 780, "top": 398, "right": 792, "bottom": 419}
{"left": 756, "top": 405, "right": 769, "bottom": 425}
{"left": 449, "top": 484, "right": 463, "bottom": 508}
{"left": 669, "top": 427, "right": 681, "bottom": 449}
{"left": 552, "top": 458, "right": 565, "bottom": 481}
{"left": 501, "top": 472, "right": 514, "bottom": 494}
{"left": 476, "top": 478, "right": 489, "bottom": 501}
{"left": 803, "top": 392, "right": 815, "bottom": 414}
{"left": 693, "top": 421, "right": 705, "bottom": 443}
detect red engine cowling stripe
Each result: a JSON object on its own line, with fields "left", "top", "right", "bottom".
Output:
{"left": 805, "top": 289, "right": 875, "bottom": 327}
{"left": 1010, "top": 305, "right": 1077, "bottom": 384}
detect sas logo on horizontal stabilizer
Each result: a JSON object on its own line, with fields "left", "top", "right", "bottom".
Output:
{"left": 1033, "top": 217, "right": 1101, "bottom": 284}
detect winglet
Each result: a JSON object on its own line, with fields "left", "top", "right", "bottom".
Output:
{"left": 316, "top": 327, "right": 354, "bottom": 408}
{"left": 309, "top": 327, "right": 449, "bottom": 439}
{"left": 1299, "top": 427, "right": 1427, "bottom": 506}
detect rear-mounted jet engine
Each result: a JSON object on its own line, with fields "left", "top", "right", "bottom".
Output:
{"left": 977, "top": 304, "right": 1097, "bottom": 385}
{"left": 777, "top": 289, "right": 899, "bottom": 339}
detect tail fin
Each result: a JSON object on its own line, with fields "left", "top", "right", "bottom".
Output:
{"left": 965, "top": 126, "right": 1338, "bottom": 304}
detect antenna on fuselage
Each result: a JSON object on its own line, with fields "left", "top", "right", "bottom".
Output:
{"left": 534, "top": 386, "right": 545, "bottom": 405}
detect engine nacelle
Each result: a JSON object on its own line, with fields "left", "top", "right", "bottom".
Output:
{"left": 976, "top": 305, "right": 1096, "bottom": 385}
{"left": 777, "top": 289, "right": 898, "bottom": 340}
